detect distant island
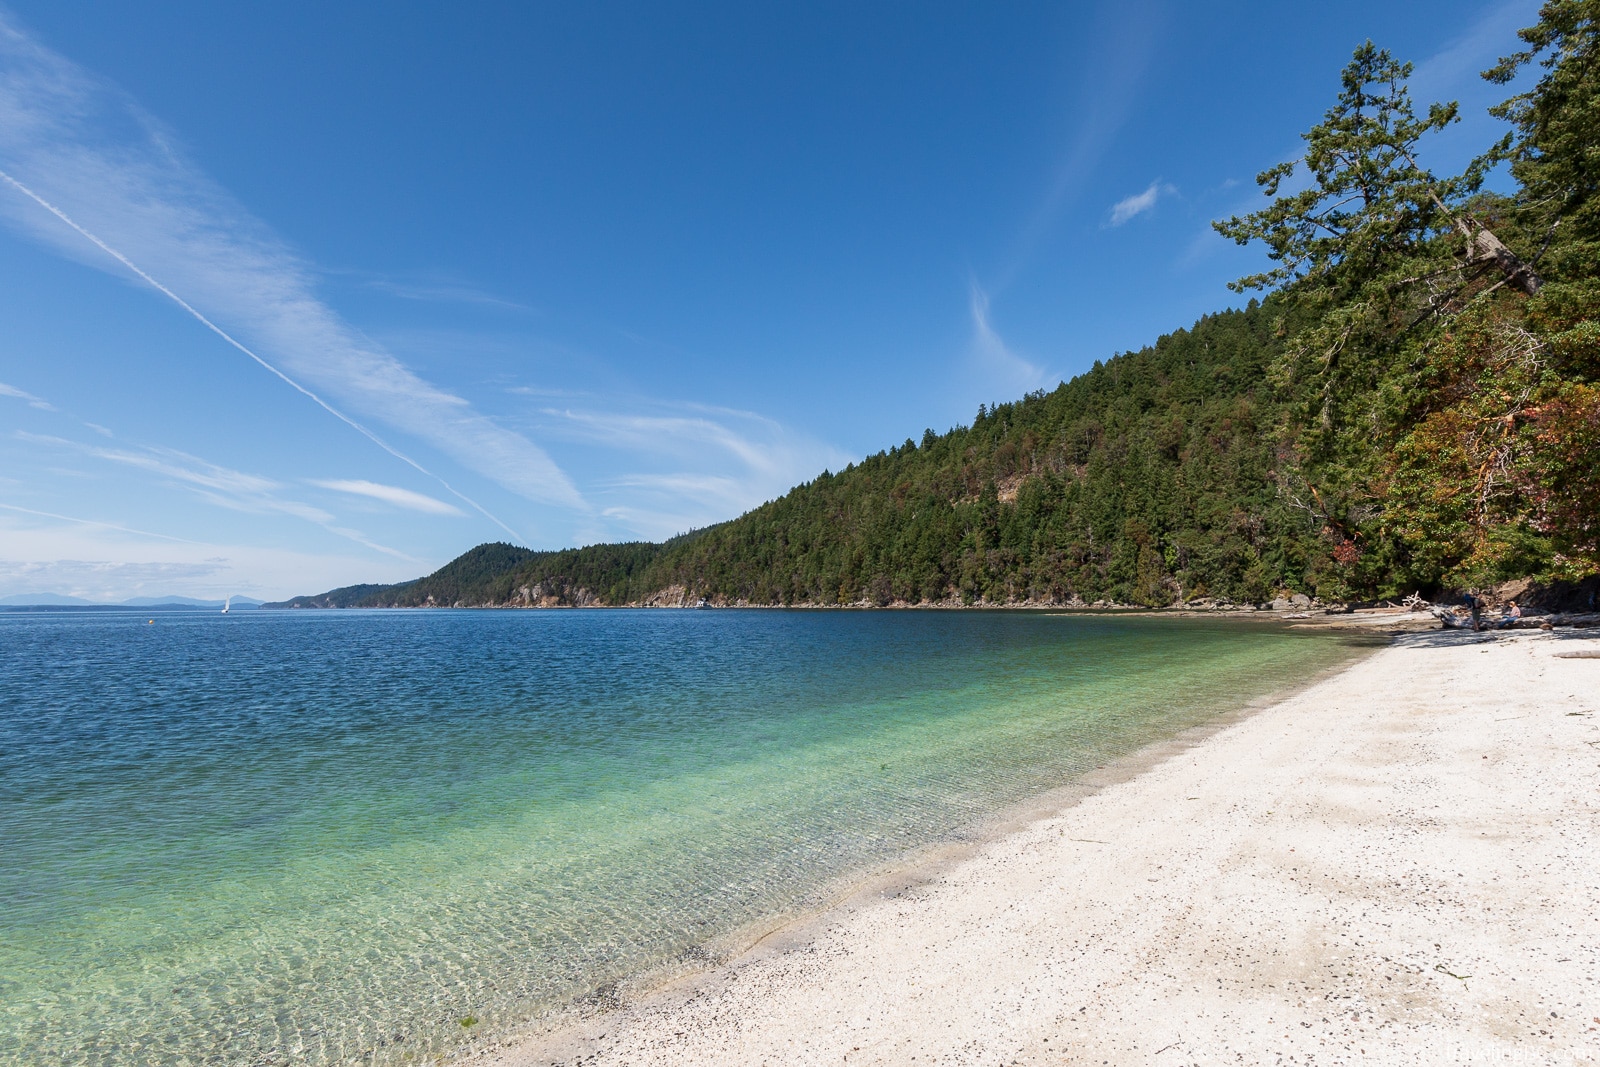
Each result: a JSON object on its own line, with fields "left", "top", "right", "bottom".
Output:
{"left": 272, "top": 41, "right": 1597, "bottom": 615}
{"left": 0, "top": 595, "right": 265, "bottom": 610}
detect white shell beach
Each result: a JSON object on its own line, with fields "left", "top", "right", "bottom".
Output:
{"left": 492, "top": 626, "right": 1600, "bottom": 1065}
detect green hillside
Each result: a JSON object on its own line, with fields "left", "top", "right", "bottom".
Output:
{"left": 641, "top": 304, "right": 1305, "bottom": 607}
{"left": 271, "top": 8, "right": 1599, "bottom": 611}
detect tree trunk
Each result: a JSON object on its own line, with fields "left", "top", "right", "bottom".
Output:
{"left": 1427, "top": 189, "right": 1543, "bottom": 295}
{"left": 1465, "top": 223, "right": 1543, "bottom": 295}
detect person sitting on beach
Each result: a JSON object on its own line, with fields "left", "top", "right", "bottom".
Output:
{"left": 1499, "top": 601, "right": 1522, "bottom": 628}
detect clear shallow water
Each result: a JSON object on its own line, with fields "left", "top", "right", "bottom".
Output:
{"left": 0, "top": 609, "right": 1370, "bottom": 1065}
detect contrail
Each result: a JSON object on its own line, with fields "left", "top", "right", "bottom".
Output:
{"left": 0, "top": 502, "right": 207, "bottom": 544}
{"left": 0, "top": 167, "right": 529, "bottom": 546}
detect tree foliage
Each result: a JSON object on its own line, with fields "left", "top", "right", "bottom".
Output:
{"left": 1485, "top": 0, "right": 1600, "bottom": 279}
{"left": 1220, "top": 22, "right": 1599, "bottom": 590}
{"left": 1214, "top": 43, "right": 1495, "bottom": 295}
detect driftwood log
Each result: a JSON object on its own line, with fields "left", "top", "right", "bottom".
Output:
{"left": 1428, "top": 606, "right": 1600, "bottom": 630}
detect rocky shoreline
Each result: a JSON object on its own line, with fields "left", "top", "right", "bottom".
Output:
{"left": 271, "top": 581, "right": 1600, "bottom": 631}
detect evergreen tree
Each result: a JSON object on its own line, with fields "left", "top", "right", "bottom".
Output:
{"left": 1214, "top": 42, "right": 1535, "bottom": 299}
{"left": 1485, "top": 0, "right": 1600, "bottom": 280}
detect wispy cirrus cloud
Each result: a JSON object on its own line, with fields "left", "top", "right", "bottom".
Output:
{"left": 967, "top": 283, "right": 1052, "bottom": 399}
{"left": 1410, "top": 0, "right": 1540, "bottom": 104}
{"left": 0, "top": 14, "right": 581, "bottom": 533}
{"left": 595, "top": 474, "right": 756, "bottom": 540}
{"left": 87, "top": 442, "right": 281, "bottom": 497}
{"left": 359, "top": 274, "right": 533, "bottom": 312}
{"left": 0, "top": 501, "right": 205, "bottom": 545}
{"left": 0, "top": 510, "right": 423, "bottom": 601}
{"left": 527, "top": 399, "right": 851, "bottom": 540}
{"left": 0, "top": 380, "right": 55, "bottom": 411}
{"left": 310, "top": 479, "right": 464, "bottom": 516}
{"left": 553, "top": 410, "right": 793, "bottom": 479}
{"left": 995, "top": 0, "right": 1163, "bottom": 290}
{"left": 15, "top": 431, "right": 417, "bottom": 559}
{"left": 0, "top": 556, "right": 227, "bottom": 600}
{"left": 1108, "top": 180, "right": 1177, "bottom": 226}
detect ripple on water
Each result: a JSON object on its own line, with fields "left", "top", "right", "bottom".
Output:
{"left": 0, "top": 609, "right": 1369, "bottom": 1065}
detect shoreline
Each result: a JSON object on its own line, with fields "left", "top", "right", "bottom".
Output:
{"left": 466, "top": 633, "right": 1378, "bottom": 1061}
{"left": 477, "top": 626, "right": 1600, "bottom": 1065}
{"left": 250, "top": 599, "right": 1600, "bottom": 634}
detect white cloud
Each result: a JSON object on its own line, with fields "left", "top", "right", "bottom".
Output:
{"left": 967, "top": 283, "right": 1052, "bottom": 397}
{"left": 995, "top": 0, "right": 1163, "bottom": 288}
{"left": 0, "top": 12, "right": 871, "bottom": 555}
{"left": 0, "top": 557, "right": 226, "bottom": 600}
{"left": 1108, "top": 180, "right": 1176, "bottom": 226}
{"left": 310, "top": 479, "right": 464, "bottom": 516}
{"left": 16, "top": 431, "right": 417, "bottom": 559}
{"left": 0, "top": 511, "right": 424, "bottom": 601}
{"left": 0, "top": 380, "right": 55, "bottom": 410}
{"left": 1411, "top": 0, "right": 1540, "bottom": 100}
{"left": 0, "top": 15, "right": 581, "bottom": 529}
{"left": 0, "top": 501, "right": 204, "bottom": 545}
{"left": 553, "top": 411, "right": 783, "bottom": 477}
{"left": 527, "top": 400, "right": 851, "bottom": 541}
{"left": 599, "top": 473, "right": 769, "bottom": 533}
{"left": 89, "top": 442, "right": 282, "bottom": 496}
{"left": 361, "top": 274, "right": 533, "bottom": 312}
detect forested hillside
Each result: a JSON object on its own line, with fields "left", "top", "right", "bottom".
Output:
{"left": 640, "top": 304, "right": 1311, "bottom": 606}
{"left": 270, "top": 3, "right": 1599, "bottom": 611}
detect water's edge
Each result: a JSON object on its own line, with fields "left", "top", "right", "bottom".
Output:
{"left": 470, "top": 635, "right": 1386, "bottom": 1064}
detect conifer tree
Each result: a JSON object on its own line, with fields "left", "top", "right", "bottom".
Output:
{"left": 1484, "top": 0, "right": 1600, "bottom": 279}
{"left": 1215, "top": 43, "right": 1537, "bottom": 298}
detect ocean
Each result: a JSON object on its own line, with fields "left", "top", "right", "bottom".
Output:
{"left": 0, "top": 608, "right": 1371, "bottom": 1065}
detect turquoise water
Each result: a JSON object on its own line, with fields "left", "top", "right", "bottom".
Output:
{"left": 0, "top": 609, "right": 1370, "bottom": 1065}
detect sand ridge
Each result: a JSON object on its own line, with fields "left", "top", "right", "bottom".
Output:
{"left": 489, "top": 628, "right": 1600, "bottom": 1066}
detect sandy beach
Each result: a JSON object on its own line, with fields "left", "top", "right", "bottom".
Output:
{"left": 485, "top": 625, "right": 1600, "bottom": 1066}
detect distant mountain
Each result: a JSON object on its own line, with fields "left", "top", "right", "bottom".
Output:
{"left": 120, "top": 596, "right": 265, "bottom": 608}
{"left": 0, "top": 594, "right": 266, "bottom": 608}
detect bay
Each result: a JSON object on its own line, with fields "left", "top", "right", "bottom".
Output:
{"left": 0, "top": 609, "right": 1370, "bottom": 1065}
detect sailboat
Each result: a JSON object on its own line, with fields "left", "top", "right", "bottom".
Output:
{"left": 221, "top": 596, "right": 231, "bottom": 614}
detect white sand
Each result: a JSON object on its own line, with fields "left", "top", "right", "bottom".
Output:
{"left": 492, "top": 628, "right": 1600, "bottom": 1066}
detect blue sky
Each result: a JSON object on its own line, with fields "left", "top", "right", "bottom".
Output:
{"left": 0, "top": 0, "right": 1541, "bottom": 600}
